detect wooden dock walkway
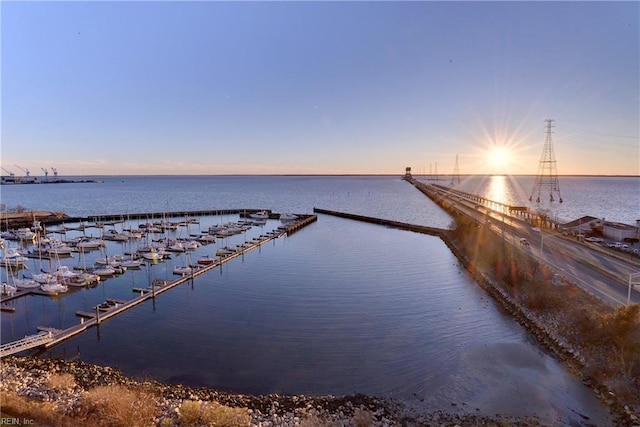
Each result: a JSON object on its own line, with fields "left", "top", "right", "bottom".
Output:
{"left": 0, "top": 331, "right": 55, "bottom": 357}
{"left": 1, "top": 213, "right": 318, "bottom": 356}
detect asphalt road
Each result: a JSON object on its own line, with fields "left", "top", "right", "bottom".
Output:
{"left": 428, "top": 183, "right": 640, "bottom": 307}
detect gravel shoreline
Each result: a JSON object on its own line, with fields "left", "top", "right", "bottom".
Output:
{"left": 1, "top": 356, "right": 549, "bottom": 426}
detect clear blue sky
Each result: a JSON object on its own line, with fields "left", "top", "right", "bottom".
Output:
{"left": 2, "top": 1, "right": 638, "bottom": 176}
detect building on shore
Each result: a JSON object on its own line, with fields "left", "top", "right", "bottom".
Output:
{"left": 562, "top": 216, "right": 639, "bottom": 242}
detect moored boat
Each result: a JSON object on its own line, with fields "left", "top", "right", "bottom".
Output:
{"left": 74, "top": 237, "right": 105, "bottom": 250}
{"left": 249, "top": 210, "right": 269, "bottom": 220}
{"left": 120, "top": 258, "right": 144, "bottom": 269}
{"left": 216, "top": 247, "right": 235, "bottom": 256}
{"left": 279, "top": 213, "right": 298, "bottom": 223}
{"left": 66, "top": 272, "right": 100, "bottom": 287}
{"left": 196, "top": 234, "right": 216, "bottom": 244}
{"left": 1, "top": 282, "right": 18, "bottom": 295}
{"left": 13, "top": 278, "right": 40, "bottom": 289}
{"left": 40, "top": 283, "right": 68, "bottom": 295}
{"left": 197, "top": 255, "right": 217, "bottom": 265}
{"left": 54, "top": 265, "right": 80, "bottom": 281}
{"left": 173, "top": 265, "right": 193, "bottom": 275}
{"left": 91, "top": 266, "right": 117, "bottom": 277}
{"left": 32, "top": 272, "right": 57, "bottom": 284}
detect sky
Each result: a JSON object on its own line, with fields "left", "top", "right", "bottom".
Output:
{"left": 1, "top": 1, "right": 638, "bottom": 176}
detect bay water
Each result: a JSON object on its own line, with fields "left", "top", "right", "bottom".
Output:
{"left": 2, "top": 175, "right": 635, "bottom": 424}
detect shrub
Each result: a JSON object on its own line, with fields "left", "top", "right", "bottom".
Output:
{"left": 0, "top": 391, "right": 68, "bottom": 426}
{"left": 351, "top": 408, "right": 374, "bottom": 426}
{"left": 177, "top": 399, "right": 251, "bottom": 426}
{"left": 79, "top": 384, "right": 159, "bottom": 427}
{"left": 299, "top": 413, "right": 341, "bottom": 427}
{"left": 47, "top": 373, "right": 77, "bottom": 391}
{"left": 601, "top": 305, "right": 640, "bottom": 379}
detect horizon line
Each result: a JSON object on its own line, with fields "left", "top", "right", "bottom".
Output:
{"left": 4, "top": 173, "right": 638, "bottom": 178}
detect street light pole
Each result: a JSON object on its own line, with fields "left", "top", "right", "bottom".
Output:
{"left": 628, "top": 272, "right": 640, "bottom": 305}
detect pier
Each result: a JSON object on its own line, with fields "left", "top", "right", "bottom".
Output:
{"left": 0, "top": 331, "right": 55, "bottom": 358}
{"left": 0, "top": 213, "right": 317, "bottom": 356}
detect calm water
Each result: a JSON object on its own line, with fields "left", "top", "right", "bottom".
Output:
{"left": 2, "top": 174, "right": 637, "bottom": 225}
{"left": 2, "top": 175, "right": 630, "bottom": 425}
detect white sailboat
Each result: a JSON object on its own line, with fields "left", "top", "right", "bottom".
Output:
{"left": 173, "top": 252, "right": 194, "bottom": 275}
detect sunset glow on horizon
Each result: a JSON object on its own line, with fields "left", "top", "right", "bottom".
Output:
{"left": 2, "top": 2, "right": 638, "bottom": 176}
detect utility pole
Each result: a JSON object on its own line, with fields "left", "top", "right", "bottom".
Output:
{"left": 628, "top": 272, "right": 640, "bottom": 305}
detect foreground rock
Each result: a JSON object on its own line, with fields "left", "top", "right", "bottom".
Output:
{"left": 1, "top": 356, "right": 546, "bottom": 426}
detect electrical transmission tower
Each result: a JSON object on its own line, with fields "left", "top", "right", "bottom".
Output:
{"left": 529, "top": 119, "right": 563, "bottom": 203}
{"left": 451, "top": 154, "right": 460, "bottom": 185}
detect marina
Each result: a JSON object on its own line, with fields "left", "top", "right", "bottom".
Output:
{"left": 1, "top": 211, "right": 317, "bottom": 357}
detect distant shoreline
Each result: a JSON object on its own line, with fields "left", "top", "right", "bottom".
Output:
{"left": 0, "top": 179, "right": 102, "bottom": 185}
{"left": 2, "top": 173, "right": 638, "bottom": 178}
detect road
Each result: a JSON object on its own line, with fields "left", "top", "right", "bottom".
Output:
{"left": 421, "top": 181, "right": 640, "bottom": 307}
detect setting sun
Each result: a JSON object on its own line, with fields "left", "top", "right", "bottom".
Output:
{"left": 488, "top": 146, "right": 512, "bottom": 172}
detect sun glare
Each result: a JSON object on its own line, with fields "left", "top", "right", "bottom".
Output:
{"left": 488, "top": 146, "right": 512, "bottom": 172}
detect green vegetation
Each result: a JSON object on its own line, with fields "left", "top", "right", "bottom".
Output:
{"left": 448, "top": 216, "right": 640, "bottom": 410}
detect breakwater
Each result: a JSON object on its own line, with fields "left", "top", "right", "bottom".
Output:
{"left": 1, "top": 209, "right": 278, "bottom": 231}
{"left": 312, "top": 208, "right": 447, "bottom": 237}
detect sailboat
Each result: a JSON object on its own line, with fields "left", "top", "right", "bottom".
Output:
{"left": 173, "top": 252, "right": 195, "bottom": 275}
{"left": 0, "top": 247, "right": 29, "bottom": 269}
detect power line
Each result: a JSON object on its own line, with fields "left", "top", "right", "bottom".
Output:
{"left": 529, "top": 119, "right": 563, "bottom": 204}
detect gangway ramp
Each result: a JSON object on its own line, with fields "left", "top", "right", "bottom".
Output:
{"left": 0, "top": 331, "right": 55, "bottom": 357}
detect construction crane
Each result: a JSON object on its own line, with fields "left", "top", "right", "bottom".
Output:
{"left": 1, "top": 166, "right": 15, "bottom": 177}
{"left": 51, "top": 167, "right": 58, "bottom": 178}
{"left": 14, "top": 164, "right": 30, "bottom": 177}
{"left": 41, "top": 168, "right": 49, "bottom": 180}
